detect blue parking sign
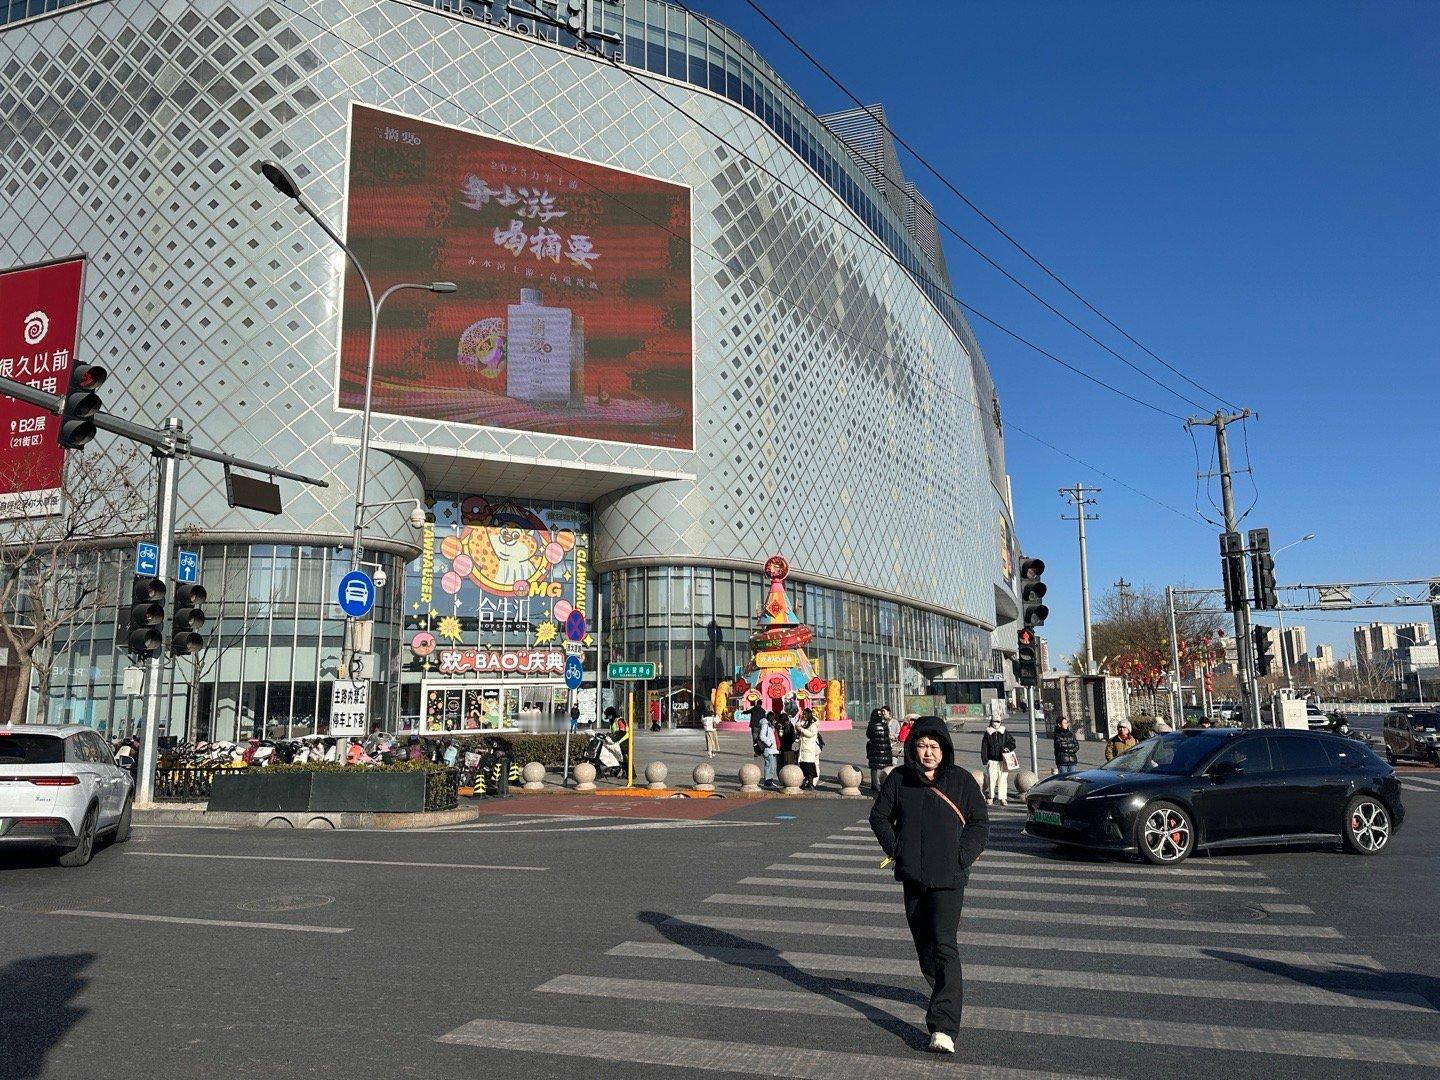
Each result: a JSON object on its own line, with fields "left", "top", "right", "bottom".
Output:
{"left": 337, "top": 570, "right": 376, "bottom": 618}
{"left": 563, "top": 654, "right": 584, "bottom": 690}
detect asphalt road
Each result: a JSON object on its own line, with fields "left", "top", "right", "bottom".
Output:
{"left": 2, "top": 772, "right": 1439, "bottom": 1080}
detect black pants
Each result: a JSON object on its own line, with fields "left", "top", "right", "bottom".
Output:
{"left": 901, "top": 880, "right": 965, "bottom": 1038}
{"left": 800, "top": 761, "right": 817, "bottom": 785}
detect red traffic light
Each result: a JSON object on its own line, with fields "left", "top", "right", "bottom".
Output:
{"left": 1018, "top": 628, "right": 1035, "bottom": 646}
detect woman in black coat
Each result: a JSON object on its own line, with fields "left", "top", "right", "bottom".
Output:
{"left": 1052, "top": 716, "right": 1079, "bottom": 774}
{"left": 865, "top": 707, "right": 894, "bottom": 793}
{"left": 870, "top": 716, "right": 988, "bottom": 1055}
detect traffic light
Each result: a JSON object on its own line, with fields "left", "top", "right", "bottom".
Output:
{"left": 57, "top": 362, "right": 106, "bottom": 449}
{"left": 1248, "top": 528, "right": 1277, "bottom": 610}
{"left": 1019, "top": 556, "right": 1048, "bottom": 629}
{"left": 169, "top": 583, "right": 208, "bottom": 656}
{"left": 1015, "top": 627, "right": 1040, "bottom": 686}
{"left": 125, "top": 576, "right": 166, "bottom": 659}
{"left": 1220, "top": 532, "right": 1248, "bottom": 612}
{"left": 1253, "top": 625, "right": 1274, "bottom": 677}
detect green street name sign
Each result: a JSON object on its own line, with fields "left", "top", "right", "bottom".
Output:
{"left": 607, "top": 662, "right": 658, "bottom": 680}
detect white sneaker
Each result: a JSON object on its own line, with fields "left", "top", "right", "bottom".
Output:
{"left": 928, "top": 1032, "right": 955, "bottom": 1054}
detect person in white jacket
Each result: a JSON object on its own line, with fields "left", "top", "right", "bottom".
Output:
{"left": 795, "top": 708, "right": 821, "bottom": 789}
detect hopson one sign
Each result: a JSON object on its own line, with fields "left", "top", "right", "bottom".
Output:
{"left": 427, "top": 0, "right": 625, "bottom": 61}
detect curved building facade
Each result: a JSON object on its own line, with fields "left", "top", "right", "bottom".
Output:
{"left": 0, "top": 0, "right": 1019, "bottom": 737}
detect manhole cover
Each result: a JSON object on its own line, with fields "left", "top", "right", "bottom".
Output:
{"left": 1155, "top": 900, "right": 1267, "bottom": 922}
{"left": 239, "top": 894, "right": 335, "bottom": 913}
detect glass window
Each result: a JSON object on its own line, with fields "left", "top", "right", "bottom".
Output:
{"left": 1209, "top": 738, "right": 1273, "bottom": 774}
{"left": 1271, "top": 735, "right": 1332, "bottom": 772}
{"left": 668, "top": 566, "right": 691, "bottom": 618}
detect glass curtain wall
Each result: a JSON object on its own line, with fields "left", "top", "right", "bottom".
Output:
{"left": 601, "top": 566, "right": 988, "bottom": 727}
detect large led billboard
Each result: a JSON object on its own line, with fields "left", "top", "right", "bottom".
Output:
{"left": 340, "top": 105, "right": 693, "bottom": 451}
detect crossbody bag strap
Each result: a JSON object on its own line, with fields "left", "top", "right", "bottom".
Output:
{"left": 924, "top": 783, "right": 967, "bottom": 828}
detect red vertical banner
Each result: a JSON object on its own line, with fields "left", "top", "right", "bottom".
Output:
{"left": 0, "top": 256, "right": 86, "bottom": 519}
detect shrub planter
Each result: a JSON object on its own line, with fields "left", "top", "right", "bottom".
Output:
{"left": 209, "top": 770, "right": 428, "bottom": 813}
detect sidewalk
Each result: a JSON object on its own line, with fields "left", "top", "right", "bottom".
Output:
{"left": 535, "top": 716, "right": 1110, "bottom": 797}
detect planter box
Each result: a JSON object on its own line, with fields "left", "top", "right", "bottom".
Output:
{"left": 208, "top": 771, "right": 426, "bottom": 813}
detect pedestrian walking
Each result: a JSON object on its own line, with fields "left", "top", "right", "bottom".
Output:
{"left": 869, "top": 717, "right": 989, "bottom": 1055}
{"left": 758, "top": 713, "right": 779, "bottom": 789}
{"left": 979, "top": 717, "right": 1016, "bottom": 805}
{"left": 702, "top": 708, "right": 719, "bottom": 758}
{"left": 1105, "top": 719, "right": 1138, "bottom": 761}
{"left": 748, "top": 701, "right": 766, "bottom": 772}
{"left": 865, "top": 707, "right": 895, "bottom": 793}
{"left": 569, "top": 704, "right": 581, "bottom": 733}
{"left": 1052, "top": 716, "right": 1079, "bottom": 775}
{"left": 795, "top": 707, "right": 821, "bottom": 789}
{"left": 775, "top": 710, "right": 798, "bottom": 771}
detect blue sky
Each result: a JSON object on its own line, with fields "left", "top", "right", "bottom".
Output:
{"left": 690, "top": 0, "right": 1440, "bottom": 661}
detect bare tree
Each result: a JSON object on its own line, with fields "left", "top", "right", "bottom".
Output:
{"left": 1084, "top": 584, "right": 1227, "bottom": 716}
{"left": 0, "top": 447, "right": 150, "bottom": 723}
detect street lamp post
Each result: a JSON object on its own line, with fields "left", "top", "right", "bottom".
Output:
{"left": 1271, "top": 533, "right": 1316, "bottom": 690}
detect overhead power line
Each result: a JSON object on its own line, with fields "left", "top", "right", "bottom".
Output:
{"left": 274, "top": 2, "right": 1210, "bottom": 529}
{"left": 733, "top": 0, "right": 1243, "bottom": 413}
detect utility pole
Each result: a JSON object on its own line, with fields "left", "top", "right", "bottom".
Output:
{"left": 1166, "top": 586, "right": 1184, "bottom": 724}
{"left": 135, "top": 418, "right": 182, "bottom": 807}
{"left": 1060, "top": 484, "right": 1100, "bottom": 675}
{"left": 1187, "top": 409, "right": 1260, "bottom": 726}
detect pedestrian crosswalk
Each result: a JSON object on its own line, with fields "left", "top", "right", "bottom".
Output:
{"left": 1400, "top": 772, "right": 1440, "bottom": 794}
{"left": 437, "top": 809, "right": 1440, "bottom": 1078}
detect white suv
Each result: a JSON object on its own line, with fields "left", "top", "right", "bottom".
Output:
{"left": 0, "top": 725, "right": 134, "bottom": 866}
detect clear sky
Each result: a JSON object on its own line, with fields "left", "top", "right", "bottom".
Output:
{"left": 689, "top": 0, "right": 1440, "bottom": 662}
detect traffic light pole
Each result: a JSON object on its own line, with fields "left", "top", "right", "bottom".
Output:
{"left": 1188, "top": 410, "right": 1261, "bottom": 727}
{"left": 1025, "top": 684, "right": 1038, "bottom": 774}
{"left": 135, "top": 418, "right": 181, "bottom": 807}
{"left": 1166, "top": 585, "right": 1184, "bottom": 724}
{"left": 1060, "top": 484, "right": 1099, "bottom": 675}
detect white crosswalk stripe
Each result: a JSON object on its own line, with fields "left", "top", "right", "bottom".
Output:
{"left": 792, "top": 850, "right": 1266, "bottom": 878}
{"left": 534, "top": 975, "right": 1440, "bottom": 1067}
{"left": 738, "top": 876, "right": 1152, "bottom": 906}
{"left": 701, "top": 893, "right": 1344, "bottom": 938}
{"left": 1401, "top": 774, "right": 1440, "bottom": 791}
{"left": 766, "top": 863, "right": 1286, "bottom": 893}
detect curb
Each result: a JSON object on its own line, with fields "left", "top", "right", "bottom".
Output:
{"left": 134, "top": 804, "right": 480, "bottom": 830}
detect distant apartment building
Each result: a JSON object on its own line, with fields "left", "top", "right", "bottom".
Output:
{"left": 1280, "top": 626, "right": 1308, "bottom": 670}
{"left": 1036, "top": 636, "right": 1051, "bottom": 674}
{"left": 1397, "top": 623, "right": 1431, "bottom": 648}
{"left": 1354, "top": 622, "right": 1400, "bottom": 663}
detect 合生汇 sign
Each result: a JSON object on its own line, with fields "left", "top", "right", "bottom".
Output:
{"left": 606, "top": 662, "right": 657, "bottom": 680}
{"left": 337, "top": 570, "right": 376, "bottom": 618}
{"left": 564, "top": 654, "right": 584, "bottom": 690}
{"left": 329, "top": 679, "right": 369, "bottom": 737}
{"left": 0, "top": 256, "right": 86, "bottom": 520}
{"left": 134, "top": 541, "right": 159, "bottom": 577}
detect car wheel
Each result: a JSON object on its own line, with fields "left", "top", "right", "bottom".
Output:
{"left": 1342, "top": 795, "right": 1392, "bottom": 855}
{"left": 113, "top": 795, "right": 134, "bottom": 844}
{"left": 1135, "top": 800, "right": 1194, "bottom": 865}
{"left": 58, "top": 804, "right": 98, "bottom": 867}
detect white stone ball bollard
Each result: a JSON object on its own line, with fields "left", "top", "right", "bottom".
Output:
{"left": 692, "top": 763, "right": 715, "bottom": 792}
{"left": 521, "top": 761, "right": 546, "bottom": 790}
{"left": 644, "top": 761, "right": 668, "bottom": 790}
{"left": 1013, "top": 769, "right": 1039, "bottom": 794}
{"left": 779, "top": 763, "right": 804, "bottom": 794}
{"left": 573, "top": 761, "right": 597, "bottom": 791}
{"left": 837, "top": 764, "right": 863, "bottom": 796}
{"left": 738, "top": 763, "right": 762, "bottom": 793}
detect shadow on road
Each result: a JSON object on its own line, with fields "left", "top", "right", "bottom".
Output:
{"left": 1204, "top": 949, "right": 1440, "bottom": 1012}
{"left": 638, "top": 911, "right": 928, "bottom": 1049}
{"left": 0, "top": 952, "right": 93, "bottom": 1077}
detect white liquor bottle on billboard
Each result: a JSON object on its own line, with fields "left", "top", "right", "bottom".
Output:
{"left": 505, "top": 288, "right": 585, "bottom": 407}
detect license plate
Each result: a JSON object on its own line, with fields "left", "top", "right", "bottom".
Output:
{"left": 1032, "top": 809, "right": 1062, "bottom": 826}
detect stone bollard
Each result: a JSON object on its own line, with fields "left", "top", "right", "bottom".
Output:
{"left": 779, "top": 763, "right": 804, "bottom": 794}
{"left": 837, "top": 764, "right": 863, "bottom": 797}
{"left": 1013, "top": 769, "right": 1039, "bottom": 794}
{"left": 738, "top": 763, "right": 762, "bottom": 793}
{"left": 521, "top": 761, "right": 546, "bottom": 790}
{"left": 692, "top": 763, "right": 715, "bottom": 792}
{"left": 573, "top": 761, "right": 597, "bottom": 791}
{"left": 969, "top": 767, "right": 985, "bottom": 788}
{"left": 645, "top": 761, "right": 669, "bottom": 790}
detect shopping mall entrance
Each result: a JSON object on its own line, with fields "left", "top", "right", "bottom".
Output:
{"left": 420, "top": 680, "right": 569, "bottom": 734}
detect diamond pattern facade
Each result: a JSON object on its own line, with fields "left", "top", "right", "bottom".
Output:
{"left": 1, "top": 0, "right": 1014, "bottom": 634}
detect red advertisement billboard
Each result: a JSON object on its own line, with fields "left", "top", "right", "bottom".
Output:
{"left": 0, "top": 256, "right": 86, "bottom": 519}
{"left": 340, "top": 105, "right": 693, "bottom": 451}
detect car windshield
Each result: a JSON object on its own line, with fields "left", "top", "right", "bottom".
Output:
{"left": 1099, "top": 732, "right": 1231, "bottom": 775}
{"left": 1413, "top": 716, "right": 1440, "bottom": 731}
{"left": 0, "top": 733, "right": 65, "bottom": 765}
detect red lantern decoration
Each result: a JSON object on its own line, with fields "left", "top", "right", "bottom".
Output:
{"left": 805, "top": 677, "right": 824, "bottom": 694}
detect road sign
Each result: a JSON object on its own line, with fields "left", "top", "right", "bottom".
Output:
{"left": 607, "top": 662, "right": 657, "bottom": 680}
{"left": 177, "top": 550, "right": 199, "bottom": 584}
{"left": 135, "top": 541, "right": 158, "bottom": 576}
{"left": 329, "top": 678, "right": 369, "bottom": 736}
{"left": 565, "top": 610, "right": 587, "bottom": 642}
{"left": 564, "top": 654, "right": 584, "bottom": 690}
{"left": 563, "top": 640, "right": 584, "bottom": 657}
{"left": 337, "top": 570, "right": 376, "bottom": 618}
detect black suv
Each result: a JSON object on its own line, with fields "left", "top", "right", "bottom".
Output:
{"left": 1024, "top": 727, "right": 1403, "bottom": 864}
{"left": 1383, "top": 710, "right": 1440, "bottom": 766}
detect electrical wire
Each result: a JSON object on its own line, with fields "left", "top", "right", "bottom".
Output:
{"left": 1186, "top": 425, "right": 1223, "bottom": 528}
{"left": 274, "top": 2, "right": 1211, "bottom": 529}
{"left": 733, "top": 0, "right": 1244, "bottom": 414}
{"left": 1236, "top": 413, "right": 1260, "bottom": 525}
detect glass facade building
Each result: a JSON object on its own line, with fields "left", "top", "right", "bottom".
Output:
{"left": 1, "top": 0, "right": 1022, "bottom": 737}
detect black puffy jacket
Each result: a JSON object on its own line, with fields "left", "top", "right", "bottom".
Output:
{"left": 980, "top": 727, "right": 1016, "bottom": 762}
{"left": 1052, "top": 727, "right": 1079, "bottom": 766}
{"left": 869, "top": 717, "right": 989, "bottom": 888}
{"left": 865, "top": 709, "right": 894, "bottom": 768}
